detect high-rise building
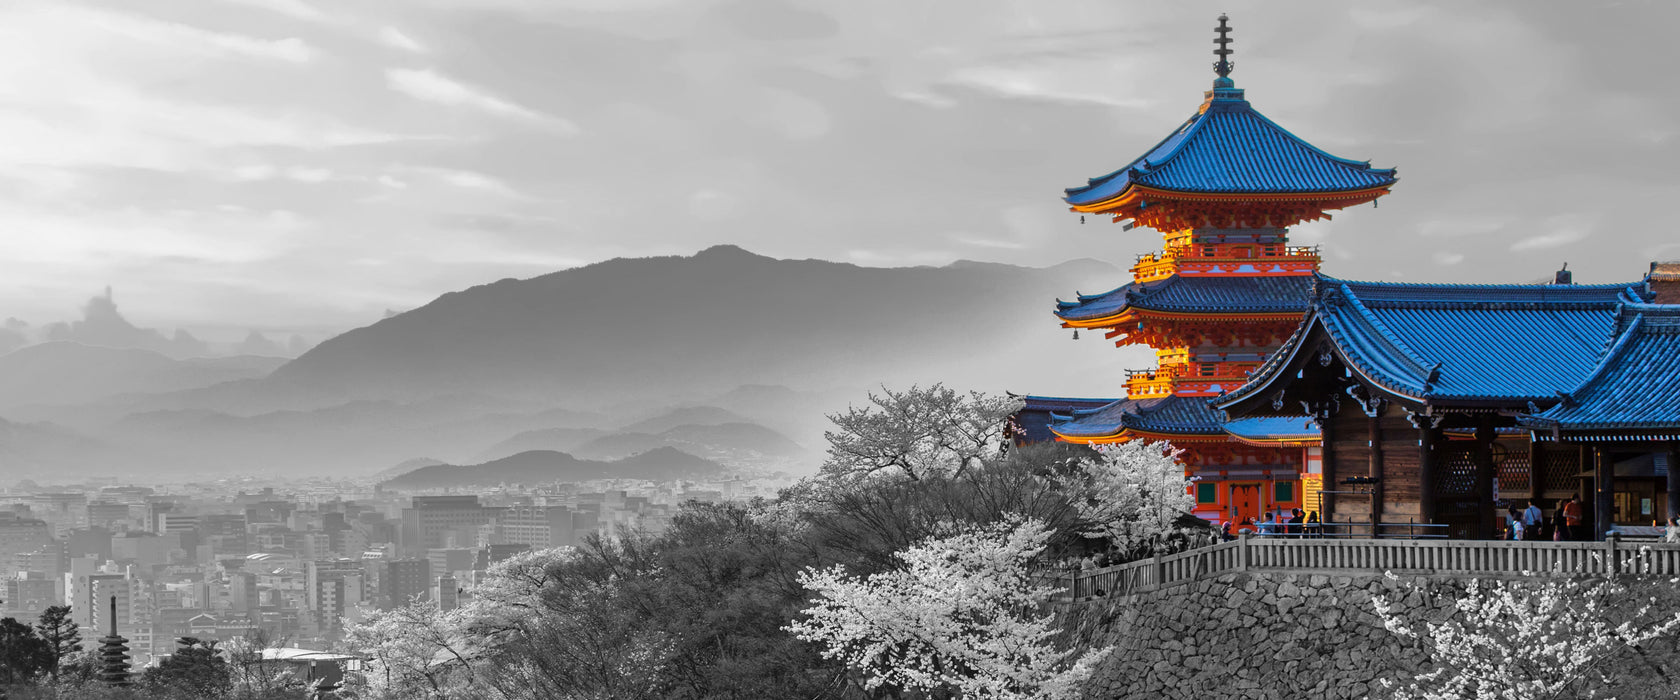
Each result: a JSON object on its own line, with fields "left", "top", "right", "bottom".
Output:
{"left": 304, "top": 559, "right": 365, "bottom": 639}
{"left": 4, "top": 572, "right": 60, "bottom": 617}
{"left": 0, "top": 513, "right": 53, "bottom": 578}
{"left": 400, "top": 496, "right": 488, "bottom": 553}
{"left": 433, "top": 575, "right": 459, "bottom": 612}
{"left": 496, "top": 505, "right": 576, "bottom": 549}
{"left": 381, "top": 559, "right": 431, "bottom": 610}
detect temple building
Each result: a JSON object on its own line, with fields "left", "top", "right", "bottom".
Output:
{"left": 1215, "top": 265, "right": 1680, "bottom": 540}
{"left": 1015, "top": 15, "right": 1396, "bottom": 526}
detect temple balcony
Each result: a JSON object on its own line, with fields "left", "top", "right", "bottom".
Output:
{"left": 1126, "top": 363, "right": 1258, "bottom": 399}
{"left": 1132, "top": 244, "right": 1322, "bottom": 281}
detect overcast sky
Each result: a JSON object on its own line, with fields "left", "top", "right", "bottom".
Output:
{"left": 2, "top": 0, "right": 1676, "bottom": 336}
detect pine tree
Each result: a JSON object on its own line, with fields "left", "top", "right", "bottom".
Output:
{"left": 34, "top": 605, "right": 79, "bottom": 680}
{"left": 0, "top": 616, "right": 52, "bottom": 687}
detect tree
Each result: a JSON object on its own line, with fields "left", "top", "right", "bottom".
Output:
{"left": 821, "top": 384, "right": 1021, "bottom": 483}
{"left": 141, "top": 637, "right": 232, "bottom": 699}
{"left": 788, "top": 517, "right": 1111, "bottom": 699}
{"left": 0, "top": 616, "right": 52, "bottom": 687}
{"left": 35, "top": 605, "right": 79, "bottom": 681}
{"left": 1372, "top": 574, "right": 1680, "bottom": 700}
{"left": 1055, "top": 440, "right": 1199, "bottom": 561}
{"left": 342, "top": 602, "right": 476, "bottom": 700}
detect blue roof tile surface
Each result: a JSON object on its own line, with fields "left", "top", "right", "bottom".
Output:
{"left": 1011, "top": 396, "right": 1118, "bottom": 444}
{"left": 1065, "top": 84, "right": 1397, "bottom": 206}
{"left": 1057, "top": 274, "right": 1314, "bottom": 322}
{"left": 1523, "top": 304, "right": 1680, "bottom": 434}
{"left": 1219, "top": 275, "right": 1652, "bottom": 407}
{"left": 1049, "top": 395, "right": 1320, "bottom": 441}
{"left": 1051, "top": 395, "right": 1225, "bottom": 438}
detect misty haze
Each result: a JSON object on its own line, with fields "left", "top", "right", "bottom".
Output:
{"left": 3, "top": 3, "right": 1680, "bottom": 700}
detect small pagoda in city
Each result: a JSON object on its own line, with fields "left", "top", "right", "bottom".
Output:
{"left": 1016, "top": 15, "right": 1397, "bottom": 526}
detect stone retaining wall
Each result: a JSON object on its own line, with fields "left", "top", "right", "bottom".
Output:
{"left": 1060, "top": 571, "right": 1679, "bottom": 699}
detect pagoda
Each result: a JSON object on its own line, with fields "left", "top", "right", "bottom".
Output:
{"left": 1020, "top": 15, "right": 1397, "bottom": 526}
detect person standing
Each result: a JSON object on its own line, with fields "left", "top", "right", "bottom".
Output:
{"left": 1562, "top": 496, "right": 1584, "bottom": 541}
{"left": 1522, "top": 501, "right": 1543, "bottom": 541}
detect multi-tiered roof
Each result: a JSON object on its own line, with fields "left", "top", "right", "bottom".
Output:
{"left": 1035, "top": 15, "right": 1396, "bottom": 446}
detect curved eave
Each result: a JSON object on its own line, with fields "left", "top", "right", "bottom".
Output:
{"left": 1067, "top": 184, "right": 1394, "bottom": 216}
{"left": 1050, "top": 426, "right": 1230, "bottom": 445}
{"left": 1058, "top": 308, "right": 1305, "bottom": 330}
{"left": 1226, "top": 434, "right": 1321, "bottom": 448}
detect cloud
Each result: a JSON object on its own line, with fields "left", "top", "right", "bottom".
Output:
{"left": 1432, "top": 251, "right": 1465, "bottom": 266}
{"left": 386, "top": 68, "right": 563, "bottom": 123}
{"left": 85, "top": 8, "right": 318, "bottom": 63}
{"left": 380, "top": 27, "right": 426, "bottom": 52}
{"left": 220, "top": 0, "right": 328, "bottom": 23}
{"left": 1510, "top": 231, "right": 1587, "bottom": 252}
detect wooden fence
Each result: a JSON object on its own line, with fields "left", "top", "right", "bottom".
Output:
{"left": 1048, "top": 536, "right": 1680, "bottom": 600}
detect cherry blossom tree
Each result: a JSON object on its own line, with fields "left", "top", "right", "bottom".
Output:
{"left": 1056, "top": 440, "right": 1197, "bottom": 558}
{"left": 1372, "top": 574, "right": 1680, "bottom": 700}
{"left": 341, "top": 601, "right": 477, "bottom": 700}
{"left": 788, "top": 517, "right": 1110, "bottom": 699}
{"left": 821, "top": 384, "right": 1022, "bottom": 482}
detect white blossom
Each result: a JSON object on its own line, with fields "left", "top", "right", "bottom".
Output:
{"left": 788, "top": 516, "right": 1111, "bottom": 699}
{"left": 1057, "top": 440, "right": 1196, "bottom": 555}
{"left": 1372, "top": 574, "right": 1680, "bottom": 700}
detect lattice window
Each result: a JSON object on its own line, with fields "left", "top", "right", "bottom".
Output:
{"left": 1496, "top": 451, "right": 1531, "bottom": 494}
{"left": 1437, "top": 447, "right": 1477, "bottom": 496}
{"left": 1537, "top": 449, "right": 1581, "bottom": 495}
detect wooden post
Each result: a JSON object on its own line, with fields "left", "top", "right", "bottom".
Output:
{"left": 1528, "top": 439, "right": 1545, "bottom": 508}
{"left": 1238, "top": 532, "right": 1250, "bottom": 572}
{"left": 1667, "top": 441, "right": 1680, "bottom": 525}
{"left": 1369, "top": 412, "right": 1386, "bottom": 531}
{"left": 1418, "top": 421, "right": 1437, "bottom": 525}
{"left": 1321, "top": 408, "right": 1338, "bottom": 524}
{"left": 1153, "top": 553, "right": 1165, "bottom": 590}
{"left": 1473, "top": 418, "right": 1497, "bottom": 540}
{"left": 1606, "top": 531, "right": 1620, "bottom": 575}
{"left": 1595, "top": 446, "right": 1615, "bottom": 541}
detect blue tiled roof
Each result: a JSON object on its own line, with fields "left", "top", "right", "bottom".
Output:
{"left": 1522, "top": 304, "right": 1680, "bottom": 436}
{"left": 1056, "top": 274, "right": 1314, "bottom": 322}
{"left": 1224, "top": 416, "right": 1321, "bottom": 442}
{"left": 1065, "top": 83, "right": 1397, "bottom": 206}
{"left": 1218, "top": 275, "right": 1651, "bottom": 408}
{"left": 1010, "top": 395, "right": 1117, "bottom": 444}
{"left": 1051, "top": 395, "right": 1227, "bottom": 438}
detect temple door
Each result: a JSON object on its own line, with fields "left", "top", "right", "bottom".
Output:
{"left": 1228, "top": 483, "right": 1262, "bottom": 526}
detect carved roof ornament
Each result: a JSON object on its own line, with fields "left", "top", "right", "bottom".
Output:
{"left": 1213, "top": 14, "right": 1235, "bottom": 78}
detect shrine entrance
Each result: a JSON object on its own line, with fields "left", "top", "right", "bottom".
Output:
{"left": 1228, "top": 482, "right": 1265, "bottom": 526}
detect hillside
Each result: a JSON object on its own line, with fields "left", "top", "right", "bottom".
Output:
{"left": 0, "top": 342, "right": 285, "bottom": 409}
{"left": 380, "top": 447, "right": 724, "bottom": 489}
{"left": 266, "top": 246, "right": 1122, "bottom": 406}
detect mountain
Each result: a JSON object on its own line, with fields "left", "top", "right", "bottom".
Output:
{"left": 570, "top": 422, "right": 803, "bottom": 462}
{"left": 265, "top": 246, "right": 1123, "bottom": 407}
{"left": 620, "top": 406, "right": 755, "bottom": 434}
{"left": 20, "top": 247, "right": 1129, "bottom": 477}
{"left": 473, "top": 427, "right": 611, "bottom": 462}
{"left": 380, "top": 447, "right": 724, "bottom": 490}
{"left": 0, "top": 342, "right": 286, "bottom": 409}
{"left": 0, "top": 417, "right": 135, "bottom": 482}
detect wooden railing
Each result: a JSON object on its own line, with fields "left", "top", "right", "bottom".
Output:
{"left": 1047, "top": 536, "right": 1680, "bottom": 600}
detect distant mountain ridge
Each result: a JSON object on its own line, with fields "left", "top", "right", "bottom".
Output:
{"left": 3, "top": 247, "right": 1125, "bottom": 478}
{"left": 381, "top": 447, "right": 724, "bottom": 489}
{"left": 0, "top": 342, "right": 285, "bottom": 409}
{"left": 265, "top": 245, "right": 1120, "bottom": 406}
